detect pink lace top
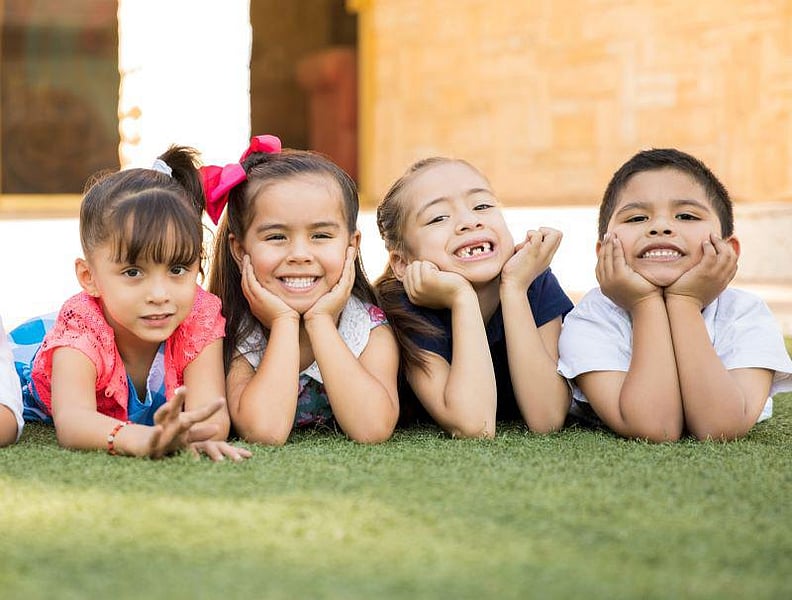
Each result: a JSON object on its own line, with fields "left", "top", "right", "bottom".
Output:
{"left": 31, "top": 287, "right": 225, "bottom": 421}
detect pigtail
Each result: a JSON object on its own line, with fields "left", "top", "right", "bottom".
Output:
{"left": 157, "top": 146, "right": 206, "bottom": 218}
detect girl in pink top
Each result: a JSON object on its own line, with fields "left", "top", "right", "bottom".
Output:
{"left": 19, "top": 147, "right": 250, "bottom": 461}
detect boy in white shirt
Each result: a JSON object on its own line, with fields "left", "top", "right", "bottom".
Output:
{"left": 558, "top": 148, "right": 792, "bottom": 441}
{"left": 0, "top": 316, "right": 24, "bottom": 446}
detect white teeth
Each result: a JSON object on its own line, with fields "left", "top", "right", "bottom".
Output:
{"left": 641, "top": 249, "right": 681, "bottom": 259}
{"left": 281, "top": 277, "right": 316, "bottom": 289}
{"left": 456, "top": 242, "right": 492, "bottom": 258}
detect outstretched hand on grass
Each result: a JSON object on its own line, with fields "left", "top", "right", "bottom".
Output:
{"left": 144, "top": 388, "right": 251, "bottom": 462}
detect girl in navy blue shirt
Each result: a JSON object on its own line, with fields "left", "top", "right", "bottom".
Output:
{"left": 375, "top": 157, "right": 573, "bottom": 437}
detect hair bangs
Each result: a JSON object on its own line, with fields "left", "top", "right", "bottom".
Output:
{"left": 109, "top": 191, "right": 202, "bottom": 267}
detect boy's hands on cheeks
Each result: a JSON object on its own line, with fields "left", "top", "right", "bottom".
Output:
{"left": 241, "top": 255, "right": 299, "bottom": 327}
{"left": 597, "top": 233, "right": 661, "bottom": 311}
{"left": 665, "top": 233, "right": 737, "bottom": 309}
{"left": 500, "top": 227, "right": 562, "bottom": 292}
{"left": 304, "top": 246, "right": 356, "bottom": 324}
{"left": 403, "top": 260, "right": 473, "bottom": 309}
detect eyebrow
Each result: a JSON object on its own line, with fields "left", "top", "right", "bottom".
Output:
{"left": 254, "top": 221, "right": 342, "bottom": 235}
{"left": 414, "top": 188, "right": 494, "bottom": 220}
{"left": 614, "top": 198, "right": 712, "bottom": 216}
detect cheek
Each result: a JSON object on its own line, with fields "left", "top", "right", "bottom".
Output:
{"left": 248, "top": 248, "right": 278, "bottom": 275}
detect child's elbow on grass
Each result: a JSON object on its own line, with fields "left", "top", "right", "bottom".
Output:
{"left": 449, "top": 421, "right": 496, "bottom": 439}
{"left": 239, "top": 423, "right": 291, "bottom": 447}
{"left": 54, "top": 427, "right": 83, "bottom": 451}
{"left": 529, "top": 421, "right": 565, "bottom": 435}
{"left": 346, "top": 420, "right": 397, "bottom": 444}
{"left": 688, "top": 423, "right": 749, "bottom": 443}
{"left": 628, "top": 423, "right": 683, "bottom": 443}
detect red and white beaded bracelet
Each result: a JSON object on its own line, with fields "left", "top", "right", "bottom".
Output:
{"left": 107, "top": 421, "right": 131, "bottom": 455}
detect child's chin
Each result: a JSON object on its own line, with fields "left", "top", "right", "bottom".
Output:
{"left": 643, "top": 271, "right": 682, "bottom": 288}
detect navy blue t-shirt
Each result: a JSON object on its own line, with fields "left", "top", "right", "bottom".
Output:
{"left": 401, "top": 268, "right": 574, "bottom": 423}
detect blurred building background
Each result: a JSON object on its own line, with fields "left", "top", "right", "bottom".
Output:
{"left": 0, "top": 0, "right": 789, "bottom": 325}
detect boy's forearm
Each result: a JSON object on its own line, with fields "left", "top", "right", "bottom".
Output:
{"left": 665, "top": 295, "right": 757, "bottom": 439}
{"left": 617, "top": 297, "right": 683, "bottom": 440}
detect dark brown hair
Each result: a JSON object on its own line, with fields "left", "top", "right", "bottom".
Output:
{"left": 207, "top": 149, "right": 376, "bottom": 369}
{"left": 80, "top": 146, "right": 206, "bottom": 273}
{"left": 599, "top": 148, "right": 733, "bottom": 239}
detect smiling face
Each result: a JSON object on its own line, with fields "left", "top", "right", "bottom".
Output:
{"left": 231, "top": 174, "right": 358, "bottom": 315}
{"left": 602, "top": 168, "right": 737, "bottom": 287}
{"left": 77, "top": 241, "right": 199, "bottom": 352}
{"left": 391, "top": 161, "right": 514, "bottom": 287}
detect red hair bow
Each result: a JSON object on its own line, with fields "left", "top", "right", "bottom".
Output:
{"left": 201, "top": 134, "right": 282, "bottom": 225}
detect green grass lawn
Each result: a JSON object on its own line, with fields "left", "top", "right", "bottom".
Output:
{"left": 2, "top": 395, "right": 791, "bottom": 600}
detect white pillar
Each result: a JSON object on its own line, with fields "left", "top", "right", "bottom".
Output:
{"left": 117, "top": 0, "right": 251, "bottom": 168}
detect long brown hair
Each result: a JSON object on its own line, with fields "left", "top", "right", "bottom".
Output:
{"left": 208, "top": 149, "right": 376, "bottom": 370}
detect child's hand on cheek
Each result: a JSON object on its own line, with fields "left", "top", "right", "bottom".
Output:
{"left": 304, "top": 246, "right": 356, "bottom": 325}
{"left": 665, "top": 233, "right": 737, "bottom": 309}
{"left": 240, "top": 255, "right": 299, "bottom": 327}
{"left": 597, "top": 233, "right": 661, "bottom": 311}
{"left": 501, "top": 227, "right": 562, "bottom": 293}
{"left": 403, "top": 260, "right": 473, "bottom": 309}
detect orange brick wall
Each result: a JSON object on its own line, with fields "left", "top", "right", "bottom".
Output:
{"left": 353, "top": 0, "right": 792, "bottom": 206}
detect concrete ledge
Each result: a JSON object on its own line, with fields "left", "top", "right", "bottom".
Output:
{"left": 734, "top": 203, "right": 792, "bottom": 282}
{"left": 0, "top": 195, "right": 81, "bottom": 219}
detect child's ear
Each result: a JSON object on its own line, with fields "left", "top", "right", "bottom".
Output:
{"left": 349, "top": 229, "right": 361, "bottom": 251}
{"left": 595, "top": 232, "right": 610, "bottom": 255}
{"left": 725, "top": 234, "right": 741, "bottom": 258}
{"left": 75, "top": 258, "right": 99, "bottom": 297}
{"left": 228, "top": 234, "right": 245, "bottom": 268}
{"left": 389, "top": 250, "right": 409, "bottom": 281}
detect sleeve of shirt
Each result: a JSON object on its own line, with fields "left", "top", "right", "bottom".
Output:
{"left": 33, "top": 294, "right": 124, "bottom": 411}
{"left": 403, "top": 298, "right": 452, "bottom": 363}
{"left": 557, "top": 288, "right": 633, "bottom": 380}
{"left": 713, "top": 290, "right": 792, "bottom": 396}
{"left": 527, "top": 268, "right": 575, "bottom": 327}
{"left": 0, "top": 318, "right": 24, "bottom": 440}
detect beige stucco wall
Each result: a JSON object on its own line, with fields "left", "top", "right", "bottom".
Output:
{"left": 352, "top": 0, "right": 792, "bottom": 207}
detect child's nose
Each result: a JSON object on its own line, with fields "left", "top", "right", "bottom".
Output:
{"left": 455, "top": 210, "right": 483, "bottom": 233}
{"left": 648, "top": 226, "right": 673, "bottom": 236}
{"left": 147, "top": 278, "right": 169, "bottom": 303}
{"left": 648, "top": 215, "right": 673, "bottom": 236}
{"left": 287, "top": 240, "right": 313, "bottom": 263}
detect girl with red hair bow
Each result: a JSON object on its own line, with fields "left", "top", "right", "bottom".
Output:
{"left": 206, "top": 136, "right": 399, "bottom": 445}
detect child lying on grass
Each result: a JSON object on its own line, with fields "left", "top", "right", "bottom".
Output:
{"left": 558, "top": 148, "right": 792, "bottom": 441}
